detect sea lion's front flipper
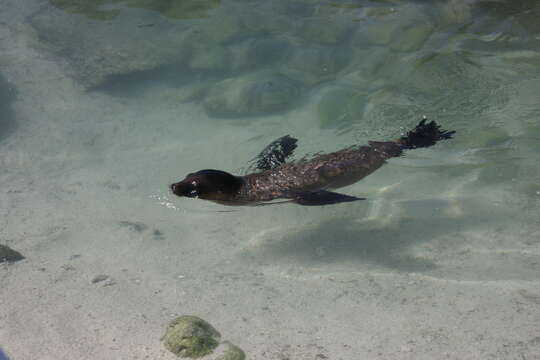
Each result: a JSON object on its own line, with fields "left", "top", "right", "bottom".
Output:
{"left": 249, "top": 135, "right": 298, "bottom": 171}
{"left": 288, "top": 190, "right": 365, "bottom": 206}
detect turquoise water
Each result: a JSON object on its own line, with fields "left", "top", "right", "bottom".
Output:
{"left": 1, "top": 0, "right": 539, "bottom": 359}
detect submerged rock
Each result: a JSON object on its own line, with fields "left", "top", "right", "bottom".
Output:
{"left": 461, "top": 126, "right": 511, "bottom": 148}
{"left": 390, "top": 23, "right": 434, "bottom": 52}
{"left": 30, "top": 4, "right": 243, "bottom": 89}
{"left": 360, "top": 88, "right": 423, "bottom": 137}
{"left": 402, "top": 52, "right": 509, "bottom": 117}
{"left": 437, "top": 0, "right": 473, "bottom": 26}
{"left": 184, "top": 14, "right": 243, "bottom": 45}
{"left": 30, "top": 6, "right": 192, "bottom": 89}
{"left": 0, "top": 245, "right": 25, "bottom": 263}
{"left": 162, "top": 315, "right": 221, "bottom": 358}
{"left": 189, "top": 45, "right": 230, "bottom": 73}
{"left": 0, "top": 74, "right": 17, "bottom": 142}
{"left": 118, "top": 221, "right": 148, "bottom": 232}
{"left": 215, "top": 342, "right": 246, "bottom": 360}
{"left": 175, "top": 80, "right": 215, "bottom": 103}
{"left": 352, "top": 3, "right": 429, "bottom": 47}
{"left": 48, "top": 0, "right": 222, "bottom": 20}
{"left": 316, "top": 87, "right": 366, "bottom": 129}
{"left": 203, "top": 72, "right": 301, "bottom": 117}
{"left": 229, "top": 37, "right": 289, "bottom": 72}
{"left": 162, "top": 317, "right": 246, "bottom": 359}
{"left": 91, "top": 274, "right": 109, "bottom": 283}
{"left": 280, "top": 45, "right": 348, "bottom": 86}
{"left": 240, "top": 9, "right": 294, "bottom": 35}
{"left": 353, "top": 17, "right": 402, "bottom": 46}
{"left": 297, "top": 17, "right": 352, "bottom": 45}
{"left": 364, "top": 6, "right": 397, "bottom": 18}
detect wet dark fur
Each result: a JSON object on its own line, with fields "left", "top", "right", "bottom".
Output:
{"left": 170, "top": 119, "right": 455, "bottom": 206}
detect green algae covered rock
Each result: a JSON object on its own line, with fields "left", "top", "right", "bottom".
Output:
{"left": 49, "top": 0, "right": 222, "bottom": 20}
{"left": 162, "top": 316, "right": 221, "bottom": 358}
{"left": 0, "top": 244, "right": 24, "bottom": 263}
{"left": 215, "top": 342, "right": 246, "bottom": 360}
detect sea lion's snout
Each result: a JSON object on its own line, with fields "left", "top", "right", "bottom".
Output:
{"left": 170, "top": 182, "right": 181, "bottom": 195}
{"left": 170, "top": 180, "right": 198, "bottom": 198}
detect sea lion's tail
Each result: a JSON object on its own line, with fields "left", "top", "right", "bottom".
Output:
{"left": 397, "top": 118, "right": 455, "bottom": 149}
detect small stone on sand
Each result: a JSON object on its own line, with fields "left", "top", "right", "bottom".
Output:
{"left": 91, "top": 274, "right": 109, "bottom": 283}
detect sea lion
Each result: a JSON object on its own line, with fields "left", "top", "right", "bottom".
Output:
{"left": 170, "top": 118, "right": 455, "bottom": 206}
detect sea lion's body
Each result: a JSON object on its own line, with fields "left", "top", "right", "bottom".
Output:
{"left": 171, "top": 119, "right": 455, "bottom": 206}
{"left": 235, "top": 141, "right": 401, "bottom": 204}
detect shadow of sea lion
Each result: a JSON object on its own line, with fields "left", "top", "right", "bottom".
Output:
{"left": 0, "top": 74, "right": 17, "bottom": 142}
{"left": 254, "top": 198, "right": 515, "bottom": 274}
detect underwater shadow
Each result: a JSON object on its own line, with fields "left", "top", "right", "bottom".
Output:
{"left": 48, "top": 0, "right": 222, "bottom": 21}
{"left": 89, "top": 64, "right": 199, "bottom": 97}
{"left": 0, "top": 74, "right": 17, "bottom": 142}
{"left": 256, "top": 204, "right": 512, "bottom": 273}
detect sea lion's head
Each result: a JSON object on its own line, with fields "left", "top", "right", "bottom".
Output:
{"left": 170, "top": 169, "right": 243, "bottom": 201}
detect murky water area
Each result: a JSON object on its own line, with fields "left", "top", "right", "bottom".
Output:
{"left": 1, "top": 0, "right": 539, "bottom": 359}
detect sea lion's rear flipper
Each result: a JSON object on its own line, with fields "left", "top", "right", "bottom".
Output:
{"left": 398, "top": 118, "right": 455, "bottom": 149}
{"left": 288, "top": 190, "right": 365, "bottom": 206}
{"left": 249, "top": 135, "right": 298, "bottom": 171}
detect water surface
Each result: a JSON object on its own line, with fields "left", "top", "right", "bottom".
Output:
{"left": 1, "top": 0, "right": 539, "bottom": 359}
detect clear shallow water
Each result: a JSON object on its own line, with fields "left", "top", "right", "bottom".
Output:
{"left": 1, "top": 0, "right": 539, "bottom": 359}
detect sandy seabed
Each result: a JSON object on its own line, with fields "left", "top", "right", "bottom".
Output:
{"left": 1, "top": 1, "right": 540, "bottom": 359}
